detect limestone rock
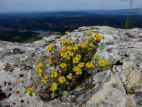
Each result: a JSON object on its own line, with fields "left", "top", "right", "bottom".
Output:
{"left": 0, "top": 26, "right": 142, "bottom": 107}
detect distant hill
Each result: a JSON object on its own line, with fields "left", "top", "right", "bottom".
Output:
{"left": 0, "top": 8, "right": 142, "bottom": 18}
{"left": 85, "top": 8, "right": 142, "bottom": 15}
{"left": 0, "top": 8, "right": 142, "bottom": 42}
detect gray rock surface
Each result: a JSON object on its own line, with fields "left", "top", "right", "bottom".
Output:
{"left": 0, "top": 26, "right": 142, "bottom": 107}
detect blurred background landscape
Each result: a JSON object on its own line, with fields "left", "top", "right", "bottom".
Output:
{"left": 0, "top": 0, "right": 142, "bottom": 42}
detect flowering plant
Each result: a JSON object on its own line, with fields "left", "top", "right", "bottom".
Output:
{"left": 27, "top": 31, "right": 109, "bottom": 101}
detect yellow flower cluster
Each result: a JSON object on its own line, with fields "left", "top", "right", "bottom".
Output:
{"left": 60, "top": 47, "right": 74, "bottom": 60}
{"left": 88, "top": 32, "right": 104, "bottom": 42}
{"left": 36, "top": 62, "right": 43, "bottom": 76}
{"left": 73, "top": 54, "right": 81, "bottom": 64}
{"left": 60, "top": 39, "right": 72, "bottom": 45}
{"left": 50, "top": 70, "right": 58, "bottom": 78}
{"left": 73, "top": 44, "right": 79, "bottom": 51}
{"left": 95, "top": 33, "right": 104, "bottom": 41}
{"left": 30, "top": 31, "right": 109, "bottom": 98}
{"left": 82, "top": 41, "right": 88, "bottom": 48}
{"left": 73, "top": 66, "right": 82, "bottom": 76}
{"left": 90, "top": 35, "right": 96, "bottom": 41}
{"left": 73, "top": 42, "right": 88, "bottom": 49}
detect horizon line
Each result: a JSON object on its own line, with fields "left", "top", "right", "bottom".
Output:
{"left": 0, "top": 8, "right": 141, "bottom": 14}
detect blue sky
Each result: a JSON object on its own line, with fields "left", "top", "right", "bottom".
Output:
{"left": 0, "top": 0, "right": 141, "bottom": 13}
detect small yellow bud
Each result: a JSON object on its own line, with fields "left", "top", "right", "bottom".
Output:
{"left": 47, "top": 45, "right": 54, "bottom": 52}
{"left": 67, "top": 73, "right": 73, "bottom": 80}
{"left": 26, "top": 85, "right": 34, "bottom": 96}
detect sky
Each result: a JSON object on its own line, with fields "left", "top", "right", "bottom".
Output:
{"left": 0, "top": 0, "right": 142, "bottom": 13}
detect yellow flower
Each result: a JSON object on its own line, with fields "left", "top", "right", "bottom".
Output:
{"left": 58, "top": 76, "right": 66, "bottom": 84}
{"left": 61, "top": 39, "right": 72, "bottom": 45}
{"left": 41, "top": 76, "right": 48, "bottom": 84}
{"left": 87, "top": 30, "right": 93, "bottom": 35}
{"left": 64, "top": 52, "right": 70, "bottom": 60}
{"left": 27, "top": 85, "right": 34, "bottom": 95}
{"left": 73, "top": 43, "right": 82, "bottom": 51}
{"left": 98, "top": 59, "right": 108, "bottom": 67}
{"left": 77, "top": 43, "right": 82, "bottom": 48}
{"left": 47, "top": 45, "right": 54, "bottom": 52}
{"left": 68, "top": 51, "right": 74, "bottom": 57}
{"left": 81, "top": 41, "right": 88, "bottom": 48}
{"left": 60, "top": 47, "right": 67, "bottom": 53}
{"left": 50, "top": 70, "right": 58, "bottom": 78}
{"left": 60, "top": 50, "right": 73, "bottom": 60}
{"left": 90, "top": 42, "right": 94, "bottom": 48}
{"left": 86, "top": 62, "right": 93, "bottom": 68}
{"left": 76, "top": 70, "right": 82, "bottom": 76}
{"left": 49, "top": 56, "right": 53, "bottom": 65}
{"left": 66, "top": 46, "right": 73, "bottom": 51}
{"left": 78, "top": 62, "right": 85, "bottom": 68}
{"left": 73, "top": 57, "right": 80, "bottom": 64}
{"left": 67, "top": 73, "right": 72, "bottom": 80}
{"left": 73, "top": 66, "right": 82, "bottom": 73}
{"left": 73, "top": 44, "right": 79, "bottom": 51}
{"left": 65, "top": 31, "right": 70, "bottom": 35}
{"left": 36, "top": 68, "right": 43, "bottom": 76}
{"left": 36, "top": 62, "right": 43, "bottom": 68}
{"left": 60, "top": 63, "right": 67, "bottom": 69}
{"left": 95, "top": 33, "right": 104, "bottom": 41}
{"left": 50, "top": 83, "right": 58, "bottom": 92}
{"left": 93, "top": 54, "right": 99, "bottom": 60}
{"left": 60, "top": 52, "right": 66, "bottom": 58}
{"left": 90, "top": 35, "right": 96, "bottom": 40}
{"left": 76, "top": 54, "right": 81, "bottom": 58}
{"left": 73, "top": 54, "right": 81, "bottom": 64}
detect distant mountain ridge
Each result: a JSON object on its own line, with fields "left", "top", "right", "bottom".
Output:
{"left": 0, "top": 8, "right": 142, "bottom": 18}
{"left": 85, "top": 8, "right": 142, "bottom": 15}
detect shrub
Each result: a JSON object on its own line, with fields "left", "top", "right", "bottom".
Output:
{"left": 27, "top": 31, "right": 109, "bottom": 101}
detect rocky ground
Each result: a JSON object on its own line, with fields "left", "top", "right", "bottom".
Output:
{"left": 0, "top": 26, "right": 142, "bottom": 107}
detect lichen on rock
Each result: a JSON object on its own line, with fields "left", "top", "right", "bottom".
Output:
{"left": 0, "top": 26, "right": 142, "bottom": 107}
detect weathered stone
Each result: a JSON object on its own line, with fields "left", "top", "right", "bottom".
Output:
{"left": 0, "top": 26, "right": 142, "bottom": 107}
